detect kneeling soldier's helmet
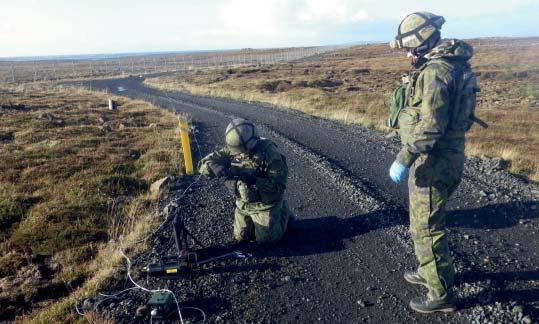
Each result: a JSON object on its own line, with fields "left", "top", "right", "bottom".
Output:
{"left": 225, "top": 118, "right": 259, "bottom": 155}
{"left": 390, "top": 12, "right": 445, "bottom": 49}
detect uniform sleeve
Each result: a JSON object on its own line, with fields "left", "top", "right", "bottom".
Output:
{"left": 396, "top": 67, "right": 451, "bottom": 167}
{"left": 255, "top": 147, "right": 287, "bottom": 196}
{"left": 197, "top": 147, "right": 232, "bottom": 176}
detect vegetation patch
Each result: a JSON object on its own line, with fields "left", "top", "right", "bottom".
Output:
{"left": 0, "top": 84, "right": 182, "bottom": 322}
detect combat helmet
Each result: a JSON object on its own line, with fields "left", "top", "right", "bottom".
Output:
{"left": 225, "top": 118, "right": 259, "bottom": 155}
{"left": 390, "top": 12, "right": 445, "bottom": 49}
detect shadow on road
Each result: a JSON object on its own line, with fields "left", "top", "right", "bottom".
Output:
{"left": 214, "top": 208, "right": 408, "bottom": 260}
{"left": 448, "top": 201, "right": 539, "bottom": 230}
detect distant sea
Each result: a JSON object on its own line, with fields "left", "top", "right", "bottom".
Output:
{"left": 0, "top": 49, "right": 234, "bottom": 62}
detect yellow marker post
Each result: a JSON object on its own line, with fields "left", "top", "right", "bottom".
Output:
{"left": 179, "top": 118, "right": 194, "bottom": 175}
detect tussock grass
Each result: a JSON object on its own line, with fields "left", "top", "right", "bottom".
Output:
{"left": 0, "top": 84, "right": 183, "bottom": 322}
{"left": 146, "top": 38, "right": 539, "bottom": 182}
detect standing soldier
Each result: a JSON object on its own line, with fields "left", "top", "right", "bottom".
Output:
{"left": 198, "top": 118, "right": 294, "bottom": 243}
{"left": 387, "top": 12, "right": 482, "bottom": 313}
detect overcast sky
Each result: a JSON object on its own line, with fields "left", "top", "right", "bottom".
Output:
{"left": 1, "top": 0, "right": 538, "bottom": 57}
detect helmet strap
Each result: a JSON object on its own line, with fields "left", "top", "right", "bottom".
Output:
{"left": 410, "top": 31, "right": 441, "bottom": 68}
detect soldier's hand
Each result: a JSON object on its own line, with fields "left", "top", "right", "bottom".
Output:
{"left": 389, "top": 160, "right": 408, "bottom": 184}
{"left": 207, "top": 162, "right": 228, "bottom": 178}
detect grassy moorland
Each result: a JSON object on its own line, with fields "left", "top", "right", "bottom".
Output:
{"left": 145, "top": 37, "right": 539, "bottom": 181}
{"left": 0, "top": 84, "right": 182, "bottom": 322}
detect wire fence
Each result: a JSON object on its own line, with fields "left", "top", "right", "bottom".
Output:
{"left": 3, "top": 38, "right": 536, "bottom": 84}
{"left": 0, "top": 45, "right": 353, "bottom": 84}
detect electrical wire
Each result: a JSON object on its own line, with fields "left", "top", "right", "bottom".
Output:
{"left": 119, "top": 249, "right": 186, "bottom": 324}
{"left": 74, "top": 117, "right": 207, "bottom": 323}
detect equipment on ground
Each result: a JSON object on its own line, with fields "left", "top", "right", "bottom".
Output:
{"left": 142, "top": 214, "right": 199, "bottom": 278}
{"left": 148, "top": 292, "right": 177, "bottom": 320}
{"left": 142, "top": 213, "right": 250, "bottom": 279}
{"left": 142, "top": 203, "right": 250, "bottom": 321}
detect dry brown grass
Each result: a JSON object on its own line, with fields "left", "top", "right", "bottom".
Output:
{"left": 145, "top": 37, "right": 539, "bottom": 181}
{"left": 0, "top": 83, "right": 183, "bottom": 322}
{"left": 83, "top": 311, "right": 115, "bottom": 324}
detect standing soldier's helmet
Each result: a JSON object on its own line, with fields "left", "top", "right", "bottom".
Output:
{"left": 225, "top": 118, "right": 259, "bottom": 155}
{"left": 389, "top": 12, "right": 445, "bottom": 49}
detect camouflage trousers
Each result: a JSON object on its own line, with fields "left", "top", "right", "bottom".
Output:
{"left": 234, "top": 199, "right": 292, "bottom": 243}
{"left": 408, "top": 152, "right": 463, "bottom": 300}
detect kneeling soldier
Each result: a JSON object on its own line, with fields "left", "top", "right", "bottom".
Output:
{"left": 198, "top": 118, "right": 294, "bottom": 243}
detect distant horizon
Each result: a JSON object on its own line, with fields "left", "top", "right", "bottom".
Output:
{"left": 3, "top": 1, "right": 538, "bottom": 58}
{"left": 0, "top": 40, "right": 373, "bottom": 61}
{"left": 1, "top": 35, "right": 537, "bottom": 62}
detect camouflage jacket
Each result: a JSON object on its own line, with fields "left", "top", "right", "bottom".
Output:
{"left": 198, "top": 138, "right": 288, "bottom": 205}
{"left": 396, "top": 39, "right": 477, "bottom": 167}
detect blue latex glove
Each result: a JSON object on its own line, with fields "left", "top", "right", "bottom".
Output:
{"left": 389, "top": 161, "right": 407, "bottom": 184}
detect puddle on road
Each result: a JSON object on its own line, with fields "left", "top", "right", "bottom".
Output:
{"left": 117, "top": 86, "right": 126, "bottom": 92}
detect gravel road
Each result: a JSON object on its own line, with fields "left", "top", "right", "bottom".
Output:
{"left": 79, "top": 77, "right": 538, "bottom": 324}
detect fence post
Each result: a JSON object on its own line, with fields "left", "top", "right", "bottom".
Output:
{"left": 33, "top": 61, "right": 37, "bottom": 82}
{"left": 179, "top": 118, "right": 194, "bottom": 175}
{"left": 108, "top": 98, "right": 117, "bottom": 110}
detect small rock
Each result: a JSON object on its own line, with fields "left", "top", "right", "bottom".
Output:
{"left": 150, "top": 176, "right": 171, "bottom": 197}
{"left": 464, "top": 234, "right": 470, "bottom": 240}
{"left": 99, "top": 123, "right": 112, "bottom": 132}
{"left": 135, "top": 305, "right": 148, "bottom": 317}
{"left": 492, "top": 157, "right": 509, "bottom": 170}
{"left": 37, "top": 112, "right": 55, "bottom": 120}
{"left": 522, "top": 315, "right": 532, "bottom": 324}
{"left": 512, "top": 305, "right": 523, "bottom": 314}
{"left": 51, "top": 118, "right": 66, "bottom": 127}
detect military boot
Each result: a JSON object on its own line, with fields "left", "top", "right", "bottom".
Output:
{"left": 404, "top": 271, "right": 428, "bottom": 287}
{"left": 234, "top": 228, "right": 255, "bottom": 242}
{"left": 409, "top": 291, "right": 457, "bottom": 314}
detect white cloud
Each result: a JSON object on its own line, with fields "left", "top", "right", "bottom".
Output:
{"left": 196, "top": 0, "right": 313, "bottom": 48}
{"left": 298, "top": 0, "right": 369, "bottom": 24}
{"left": 215, "top": 0, "right": 290, "bottom": 36}
{"left": 198, "top": 0, "right": 372, "bottom": 48}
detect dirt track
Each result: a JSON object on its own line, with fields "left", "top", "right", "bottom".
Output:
{"left": 80, "top": 77, "right": 539, "bottom": 323}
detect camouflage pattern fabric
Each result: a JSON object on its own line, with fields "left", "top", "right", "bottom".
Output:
{"left": 198, "top": 138, "right": 292, "bottom": 243}
{"left": 396, "top": 39, "right": 475, "bottom": 299}
{"left": 234, "top": 200, "right": 291, "bottom": 243}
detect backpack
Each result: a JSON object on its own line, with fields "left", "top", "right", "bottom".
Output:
{"left": 387, "top": 84, "right": 406, "bottom": 129}
{"left": 387, "top": 60, "right": 485, "bottom": 132}
{"left": 447, "top": 62, "right": 483, "bottom": 131}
